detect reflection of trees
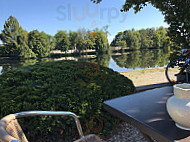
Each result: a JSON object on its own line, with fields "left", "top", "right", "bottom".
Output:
{"left": 96, "top": 53, "right": 111, "bottom": 67}
{"left": 0, "top": 53, "right": 111, "bottom": 75}
{"left": 0, "top": 60, "right": 22, "bottom": 74}
{"left": 0, "top": 49, "right": 170, "bottom": 74}
{"left": 90, "top": 52, "right": 111, "bottom": 68}
{"left": 1, "top": 66, "right": 15, "bottom": 74}
{"left": 0, "top": 58, "right": 54, "bottom": 74}
{"left": 112, "top": 49, "right": 170, "bottom": 69}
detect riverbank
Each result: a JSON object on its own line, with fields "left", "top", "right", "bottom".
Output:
{"left": 120, "top": 67, "right": 168, "bottom": 87}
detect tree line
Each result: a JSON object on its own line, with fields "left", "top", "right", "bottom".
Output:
{"left": 92, "top": 0, "right": 190, "bottom": 48}
{"left": 0, "top": 16, "right": 109, "bottom": 59}
{"left": 111, "top": 27, "right": 170, "bottom": 49}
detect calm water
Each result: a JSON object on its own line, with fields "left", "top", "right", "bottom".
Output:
{"left": 0, "top": 49, "right": 170, "bottom": 75}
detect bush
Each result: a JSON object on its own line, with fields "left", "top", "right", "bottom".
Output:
{"left": 0, "top": 60, "right": 136, "bottom": 141}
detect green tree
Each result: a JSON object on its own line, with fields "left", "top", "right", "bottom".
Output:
{"left": 111, "top": 27, "right": 169, "bottom": 49}
{"left": 1, "top": 16, "right": 23, "bottom": 47}
{"left": 69, "top": 31, "right": 78, "bottom": 51}
{"left": 17, "top": 43, "right": 36, "bottom": 58}
{"left": 156, "top": 27, "right": 168, "bottom": 48}
{"left": 94, "top": 31, "right": 109, "bottom": 52}
{"left": 0, "top": 16, "right": 35, "bottom": 58}
{"left": 28, "top": 30, "right": 51, "bottom": 57}
{"left": 42, "top": 33, "right": 56, "bottom": 51}
{"left": 123, "top": 30, "right": 133, "bottom": 48}
{"left": 130, "top": 31, "right": 141, "bottom": 49}
{"left": 117, "top": 40, "right": 127, "bottom": 50}
{"left": 110, "top": 32, "right": 123, "bottom": 46}
{"left": 138, "top": 29, "right": 156, "bottom": 48}
{"left": 75, "top": 29, "right": 85, "bottom": 53}
{"left": 54, "top": 31, "right": 70, "bottom": 53}
{"left": 122, "top": 30, "right": 141, "bottom": 49}
{"left": 85, "top": 33, "right": 95, "bottom": 50}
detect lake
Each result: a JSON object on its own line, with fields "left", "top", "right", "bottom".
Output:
{"left": 0, "top": 49, "right": 170, "bottom": 75}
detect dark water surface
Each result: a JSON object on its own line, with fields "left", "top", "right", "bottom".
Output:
{"left": 0, "top": 49, "right": 170, "bottom": 75}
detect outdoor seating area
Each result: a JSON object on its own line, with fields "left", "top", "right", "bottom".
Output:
{"left": 0, "top": 111, "right": 101, "bottom": 142}
{"left": 0, "top": 0, "right": 189, "bottom": 142}
{"left": 104, "top": 86, "right": 190, "bottom": 142}
{"left": 2, "top": 85, "right": 190, "bottom": 142}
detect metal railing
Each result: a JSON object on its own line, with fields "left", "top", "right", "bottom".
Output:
{"left": 14, "top": 111, "right": 84, "bottom": 139}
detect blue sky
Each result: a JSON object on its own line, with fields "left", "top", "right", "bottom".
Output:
{"left": 0, "top": 0, "right": 168, "bottom": 43}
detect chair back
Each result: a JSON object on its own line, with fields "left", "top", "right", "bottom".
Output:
{"left": 0, "top": 114, "right": 28, "bottom": 142}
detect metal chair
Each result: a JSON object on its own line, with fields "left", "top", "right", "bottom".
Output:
{"left": 0, "top": 111, "right": 101, "bottom": 142}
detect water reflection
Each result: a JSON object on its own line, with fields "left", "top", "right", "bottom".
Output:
{"left": 0, "top": 55, "right": 97, "bottom": 75}
{"left": 112, "top": 49, "right": 170, "bottom": 70}
{"left": 0, "top": 58, "right": 54, "bottom": 74}
{"left": 0, "top": 49, "right": 170, "bottom": 75}
{"left": 91, "top": 53, "right": 111, "bottom": 68}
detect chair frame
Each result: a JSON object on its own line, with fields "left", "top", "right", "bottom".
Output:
{"left": 0, "top": 111, "right": 85, "bottom": 142}
{"left": 14, "top": 111, "right": 84, "bottom": 138}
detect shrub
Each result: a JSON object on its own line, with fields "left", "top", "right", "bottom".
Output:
{"left": 0, "top": 60, "right": 136, "bottom": 141}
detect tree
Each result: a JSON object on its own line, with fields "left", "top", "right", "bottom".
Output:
{"left": 85, "top": 33, "right": 95, "bottom": 50}
{"left": 1, "top": 16, "right": 22, "bottom": 47}
{"left": 75, "top": 29, "right": 85, "bottom": 53}
{"left": 69, "top": 31, "right": 78, "bottom": 51}
{"left": 130, "top": 31, "right": 141, "bottom": 49}
{"left": 138, "top": 28, "right": 157, "bottom": 48}
{"left": 111, "top": 27, "right": 169, "bottom": 49}
{"left": 123, "top": 30, "right": 133, "bottom": 48}
{"left": 111, "top": 32, "right": 123, "bottom": 46}
{"left": 28, "top": 30, "right": 51, "bottom": 57}
{"left": 117, "top": 40, "right": 127, "bottom": 50}
{"left": 120, "top": 30, "right": 141, "bottom": 49}
{"left": 94, "top": 31, "right": 109, "bottom": 52}
{"left": 54, "top": 31, "right": 70, "bottom": 53}
{"left": 17, "top": 43, "right": 36, "bottom": 58}
{"left": 40, "top": 32, "right": 56, "bottom": 51}
{"left": 49, "top": 35, "right": 56, "bottom": 50}
{"left": 156, "top": 27, "right": 168, "bottom": 48}
{"left": 0, "top": 16, "right": 35, "bottom": 58}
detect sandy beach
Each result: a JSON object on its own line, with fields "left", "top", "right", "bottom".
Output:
{"left": 120, "top": 67, "right": 169, "bottom": 87}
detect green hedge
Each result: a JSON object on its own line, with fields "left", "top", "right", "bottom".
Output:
{"left": 0, "top": 60, "right": 136, "bottom": 141}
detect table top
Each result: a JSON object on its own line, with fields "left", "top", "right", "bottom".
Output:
{"left": 103, "top": 86, "right": 190, "bottom": 142}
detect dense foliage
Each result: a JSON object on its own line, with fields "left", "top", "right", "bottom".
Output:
{"left": 0, "top": 16, "right": 54, "bottom": 58}
{"left": 0, "top": 16, "right": 35, "bottom": 58}
{"left": 55, "top": 31, "right": 71, "bottom": 53}
{"left": 28, "top": 30, "right": 54, "bottom": 57}
{"left": 0, "top": 16, "right": 109, "bottom": 59}
{"left": 55, "top": 29, "right": 109, "bottom": 54}
{"left": 0, "top": 60, "right": 136, "bottom": 141}
{"left": 111, "top": 27, "right": 170, "bottom": 49}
